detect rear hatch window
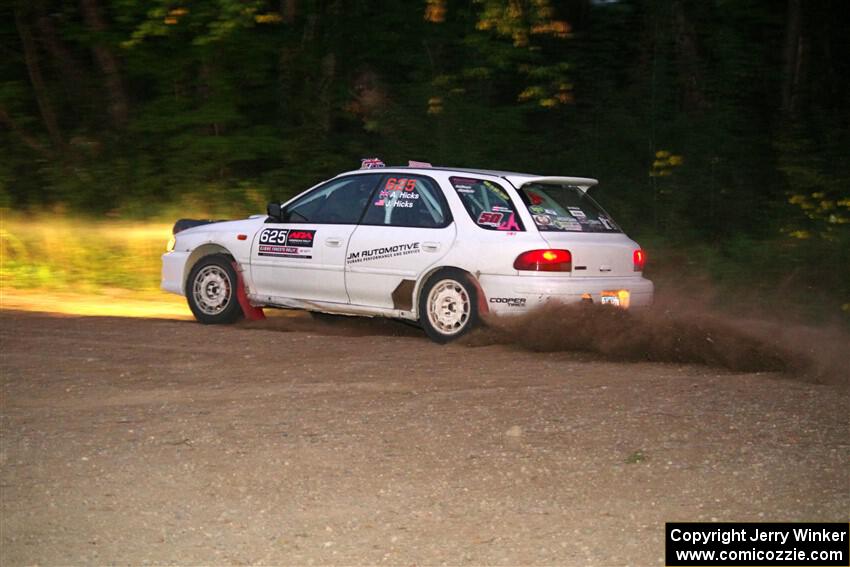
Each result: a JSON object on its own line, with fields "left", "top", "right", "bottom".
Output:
{"left": 518, "top": 183, "right": 621, "bottom": 233}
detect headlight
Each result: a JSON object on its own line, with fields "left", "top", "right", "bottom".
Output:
{"left": 166, "top": 236, "right": 176, "bottom": 252}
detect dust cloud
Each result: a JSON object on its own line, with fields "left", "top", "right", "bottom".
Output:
{"left": 242, "top": 301, "right": 848, "bottom": 384}
{"left": 468, "top": 302, "right": 848, "bottom": 385}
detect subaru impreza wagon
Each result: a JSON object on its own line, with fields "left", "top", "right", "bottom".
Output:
{"left": 162, "top": 160, "right": 653, "bottom": 342}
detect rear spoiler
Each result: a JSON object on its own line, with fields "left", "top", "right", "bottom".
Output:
{"left": 172, "top": 219, "right": 225, "bottom": 235}
{"left": 503, "top": 175, "right": 598, "bottom": 193}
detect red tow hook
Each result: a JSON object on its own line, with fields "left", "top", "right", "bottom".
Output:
{"left": 232, "top": 262, "right": 266, "bottom": 321}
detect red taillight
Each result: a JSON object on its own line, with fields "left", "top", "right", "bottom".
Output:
{"left": 514, "top": 249, "right": 572, "bottom": 272}
{"left": 633, "top": 249, "right": 645, "bottom": 272}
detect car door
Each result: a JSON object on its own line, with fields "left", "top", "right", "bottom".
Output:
{"left": 345, "top": 174, "right": 456, "bottom": 310}
{"left": 250, "top": 174, "right": 382, "bottom": 304}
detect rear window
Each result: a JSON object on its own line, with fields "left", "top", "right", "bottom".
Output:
{"left": 449, "top": 177, "right": 524, "bottom": 231}
{"left": 519, "top": 183, "right": 621, "bottom": 233}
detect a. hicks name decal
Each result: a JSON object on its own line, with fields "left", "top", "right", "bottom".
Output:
{"left": 347, "top": 242, "right": 420, "bottom": 264}
{"left": 257, "top": 228, "right": 316, "bottom": 259}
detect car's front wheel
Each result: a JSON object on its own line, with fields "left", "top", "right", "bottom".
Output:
{"left": 418, "top": 269, "right": 479, "bottom": 343}
{"left": 186, "top": 254, "right": 244, "bottom": 324}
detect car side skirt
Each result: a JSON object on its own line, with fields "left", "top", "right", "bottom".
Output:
{"left": 246, "top": 294, "right": 419, "bottom": 321}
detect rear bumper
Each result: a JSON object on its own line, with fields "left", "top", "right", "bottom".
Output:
{"left": 479, "top": 274, "right": 653, "bottom": 314}
{"left": 161, "top": 251, "right": 190, "bottom": 296}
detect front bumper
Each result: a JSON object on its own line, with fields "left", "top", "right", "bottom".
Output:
{"left": 161, "top": 251, "right": 190, "bottom": 296}
{"left": 479, "top": 274, "right": 654, "bottom": 314}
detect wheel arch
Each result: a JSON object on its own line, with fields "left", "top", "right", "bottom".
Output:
{"left": 414, "top": 265, "right": 489, "bottom": 318}
{"left": 183, "top": 243, "right": 237, "bottom": 293}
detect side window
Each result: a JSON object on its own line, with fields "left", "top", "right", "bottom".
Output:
{"left": 360, "top": 175, "right": 450, "bottom": 228}
{"left": 449, "top": 177, "right": 524, "bottom": 231}
{"left": 283, "top": 175, "right": 381, "bottom": 224}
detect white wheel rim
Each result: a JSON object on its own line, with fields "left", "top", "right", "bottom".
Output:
{"left": 427, "top": 279, "right": 470, "bottom": 336}
{"left": 192, "top": 265, "right": 232, "bottom": 315}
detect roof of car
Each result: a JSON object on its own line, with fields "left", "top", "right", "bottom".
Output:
{"left": 341, "top": 166, "right": 599, "bottom": 191}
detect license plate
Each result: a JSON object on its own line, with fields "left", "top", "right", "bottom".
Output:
{"left": 601, "top": 290, "right": 630, "bottom": 309}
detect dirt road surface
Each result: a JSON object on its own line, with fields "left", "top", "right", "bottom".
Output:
{"left": 1, "top": 310, "right": 847, "bottom": 565}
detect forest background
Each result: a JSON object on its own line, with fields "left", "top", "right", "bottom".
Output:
{"left": 1, "top": 0, "right": 848, "bottom": 323}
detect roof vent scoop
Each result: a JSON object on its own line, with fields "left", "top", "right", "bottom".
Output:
{"left": 408, "top": 160, "right": 432, "bottom": 168}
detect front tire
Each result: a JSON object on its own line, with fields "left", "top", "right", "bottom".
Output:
{"left": 186, "top": 255, "right": 244, "bottom": 324}
{"left": 418, "top": 269, "right": 479, "bottom": 343}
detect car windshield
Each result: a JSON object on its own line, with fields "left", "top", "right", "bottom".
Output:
{"left": 518, "top": 183, "right": 621, "bottom": 233}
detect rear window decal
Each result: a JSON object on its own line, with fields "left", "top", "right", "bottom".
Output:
{"left": 598, "top": 216, "right": 615, "bottom": 230}
{"left": 496, "top": 213, "right": 521, "bottom": 231}
{"left": 476, "top": 211, "right": 504, "bottom": 227}
{"left": 553, "top": 217, "right": 581, "bottom": 230}
{"left": 567, "top": 206, "right": 586, "bottom": 219}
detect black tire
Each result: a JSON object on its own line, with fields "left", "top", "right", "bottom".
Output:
{"left": 418, "top": 268, "right": 479, "bottom": 343}
{"left": 186, "top": 254, "right": 244, "bottom": 324}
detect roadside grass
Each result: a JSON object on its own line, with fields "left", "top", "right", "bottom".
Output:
{"left": 1, "top": 214, "right": 171, "bottom": 297}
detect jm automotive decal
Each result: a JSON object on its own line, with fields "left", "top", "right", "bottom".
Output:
{"left": 257, "top": 228, "right": 316, "bottom": 258}
{"left": 347, "top": 242, "right": 421, "bottom": 264}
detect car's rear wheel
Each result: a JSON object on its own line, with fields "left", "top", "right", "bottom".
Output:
{"left": 419, "top": 269, "right": 479, "bottom": 343}
{"left": 186, "top": 254, "right": 244, "bottom": 324}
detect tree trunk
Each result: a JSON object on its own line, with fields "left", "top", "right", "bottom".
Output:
{"left": 781, "top": 0, "right": 803, "bottom": 117}
{"left": 671, "top": 0, "right": 708, "bottom": 112}
{"left": 14, "top": 9, "right": 63, "bottom": 149}
{"left": 79, "top": 0, "right": 129, "bottom": 128}
{"left": 280, "top": 0, "right": 298, "bottom": 23}
{"left": 36, "top": 8, "right": 88, "bottom": 98}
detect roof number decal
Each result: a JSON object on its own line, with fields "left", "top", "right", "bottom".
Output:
{"left": 360, "top": 158, "right": 386, "bottom": 169}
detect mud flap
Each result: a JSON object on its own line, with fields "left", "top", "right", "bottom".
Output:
{"left": 232, "top": 261, "right": 265, "bottom": 321}
{"left": 466, "top": 273, "right": 490, "bottom": 316}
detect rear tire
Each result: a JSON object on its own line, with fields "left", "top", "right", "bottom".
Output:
{"left": 186, "top": 254, "right": 244, "bottom": 324}
{"left": 418, "top": 269, "right": 479, "bottom": 343}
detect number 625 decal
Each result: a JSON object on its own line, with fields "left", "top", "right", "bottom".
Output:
{"left": 259, "top": 228, "right": 288, "bottom": 244}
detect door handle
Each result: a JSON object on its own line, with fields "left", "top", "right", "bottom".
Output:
{"left": 422, "top": 242, "right": 440, "bottom": 253}
{"left": 325, "top": 237, "right": 343, "bottom": 247}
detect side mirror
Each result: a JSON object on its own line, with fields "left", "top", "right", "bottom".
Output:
{"left": 267, "top": 202, "right": 283, "bottom": 222}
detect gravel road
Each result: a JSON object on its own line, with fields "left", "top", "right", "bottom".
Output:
{"left": 1, "top": 310, "right": 847, "bottom": 565}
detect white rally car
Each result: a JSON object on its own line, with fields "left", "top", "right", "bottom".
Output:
{"left": 162, "top": 161, "right": 653, "bottom": 342}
